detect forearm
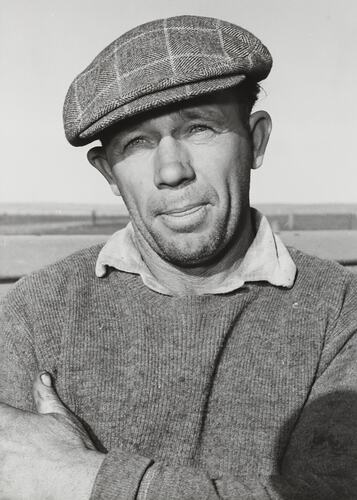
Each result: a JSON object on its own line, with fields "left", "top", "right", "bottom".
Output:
{"left": 91, "top": 449, "right": 357, "bottom": 500}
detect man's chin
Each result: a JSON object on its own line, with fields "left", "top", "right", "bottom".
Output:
{"left": 154, "top": 234, "right": 223, "bottom": 269}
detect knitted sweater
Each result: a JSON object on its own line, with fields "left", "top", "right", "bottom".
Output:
{"left": 1, "top": 245, "right": 357, "bottom": 499}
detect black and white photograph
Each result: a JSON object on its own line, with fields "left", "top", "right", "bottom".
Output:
{"left": 0, "top": 1, "right": 357, "bottom": 498}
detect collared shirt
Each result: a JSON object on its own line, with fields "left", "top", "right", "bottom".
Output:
{"left": 95, "top": 208, "right": 297, "bottom": 295}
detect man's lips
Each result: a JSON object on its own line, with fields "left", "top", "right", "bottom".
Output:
{"left": 158, "top": 203, "right": 208, "bottom": 231}
{"left": 162, "top": 204, "right": 206, "bottom": 217}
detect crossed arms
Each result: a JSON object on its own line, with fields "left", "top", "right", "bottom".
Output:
{"left": 1, "top": 362, "right": 357, "bottom": 499}
{"left": 1, "top": 273, "right": 357, "bottom": 499}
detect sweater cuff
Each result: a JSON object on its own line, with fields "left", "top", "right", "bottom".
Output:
{"left": 89, "top": 448, "right": 153, "bottom": 500}
{"left": 138, "top": 463, "right": 218, "bottom": 499}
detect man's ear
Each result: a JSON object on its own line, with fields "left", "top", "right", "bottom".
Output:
{"left": 87, "top": 147, "right": 121, "bottom": 196}
{"left": 249, "top": 111, "right": 272, "bottom": 170}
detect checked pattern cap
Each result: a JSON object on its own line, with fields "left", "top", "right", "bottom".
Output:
{"left": 63, "top": 15, "right": 272, "bottom": 146}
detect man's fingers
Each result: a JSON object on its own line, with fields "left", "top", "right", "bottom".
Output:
{"left": 33, "top": 372, "right": 68, "bottom": 416}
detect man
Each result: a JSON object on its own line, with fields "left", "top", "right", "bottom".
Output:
{"left": 1, "top": 14, "right": 357, "bottom": 500}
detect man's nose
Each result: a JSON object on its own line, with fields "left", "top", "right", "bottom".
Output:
{"left": 154, "top": 136, "right": 195, "bottom": 189}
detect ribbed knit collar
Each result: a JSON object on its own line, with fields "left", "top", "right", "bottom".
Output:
{"left": 95, "top": 208, "right": 296, "bottom": 295}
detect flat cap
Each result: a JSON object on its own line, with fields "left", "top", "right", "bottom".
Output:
{"left": 63, "top": 15, "right": 272, "bottom": 146}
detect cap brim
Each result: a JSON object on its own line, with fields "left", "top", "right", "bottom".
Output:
{"left": 75, "top": 73, "right": 246, "bottom": 146}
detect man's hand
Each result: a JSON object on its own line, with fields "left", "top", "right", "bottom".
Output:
{"left": 0, "top": 372, "right": 105, "bottom": 500}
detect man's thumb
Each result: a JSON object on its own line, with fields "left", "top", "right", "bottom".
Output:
{"left": 33, "top": 371, "right": 68, "bottom": 416}
{"left": 33, "top": 371, "right": 98, "bottom": 451}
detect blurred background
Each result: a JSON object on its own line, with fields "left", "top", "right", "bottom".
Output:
{"left": 1, "top": 0, "right": 356, "bottom": 293}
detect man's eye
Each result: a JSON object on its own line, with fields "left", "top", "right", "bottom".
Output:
{"left": 123, "top": 136, "right": 147, "bottom": 150}
{"left": 188, "top": 124, "right": 212, "bottom": 134}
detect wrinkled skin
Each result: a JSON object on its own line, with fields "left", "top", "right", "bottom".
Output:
{"left": 88, "top": 91, "right": 271, "bottom": 273}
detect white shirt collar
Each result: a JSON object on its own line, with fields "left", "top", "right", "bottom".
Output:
{"left": 95, "top": 208, "right": 296, "bottom": 295}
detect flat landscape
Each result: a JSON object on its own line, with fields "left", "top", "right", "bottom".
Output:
{"left": 0, "top": 203, "right": 356, "bottom": 298}
{"left": 0, "top": 213, "right": 129, "bottom": 235}
{"left": 1, "top": 202, "right": 357, "bottom": 235}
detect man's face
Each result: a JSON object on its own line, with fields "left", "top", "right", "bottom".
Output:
{"left": 98, "top": 92, "right": 258, "bottom": 267}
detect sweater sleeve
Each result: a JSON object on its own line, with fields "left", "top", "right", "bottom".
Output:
{"left": 275, "top": 270, "right": 357, "bottom": 498}
{"left": 89, "top": 272, "right": 357, "bottom": 500}
{"left": 0, "top": 281, "right": 39, "bottom": 411}
{"left": 91, "top": 451, "right": 357, "bottom": 499}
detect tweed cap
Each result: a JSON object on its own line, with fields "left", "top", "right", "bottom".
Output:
{"left": 63, "top": 15, "right": 272, "bottom": 146}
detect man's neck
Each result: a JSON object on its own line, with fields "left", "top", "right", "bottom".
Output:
{"left": 132, "top": 215, "right": 255, "bottom": 296}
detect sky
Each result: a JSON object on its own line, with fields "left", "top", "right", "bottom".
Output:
{"left": 1, "top": 0, "right": 356, "bottom": 206}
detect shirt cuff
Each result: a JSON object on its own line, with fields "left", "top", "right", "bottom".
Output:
{"left": 89, "top": 448, "right": 153, "bottom": 500}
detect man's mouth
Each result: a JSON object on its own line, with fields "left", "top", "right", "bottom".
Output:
{"left": 163, "top": 204, "right": 205, "bottom": 217}
{"left": 159, "top": 203, "right": 208, "bottom": 231}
